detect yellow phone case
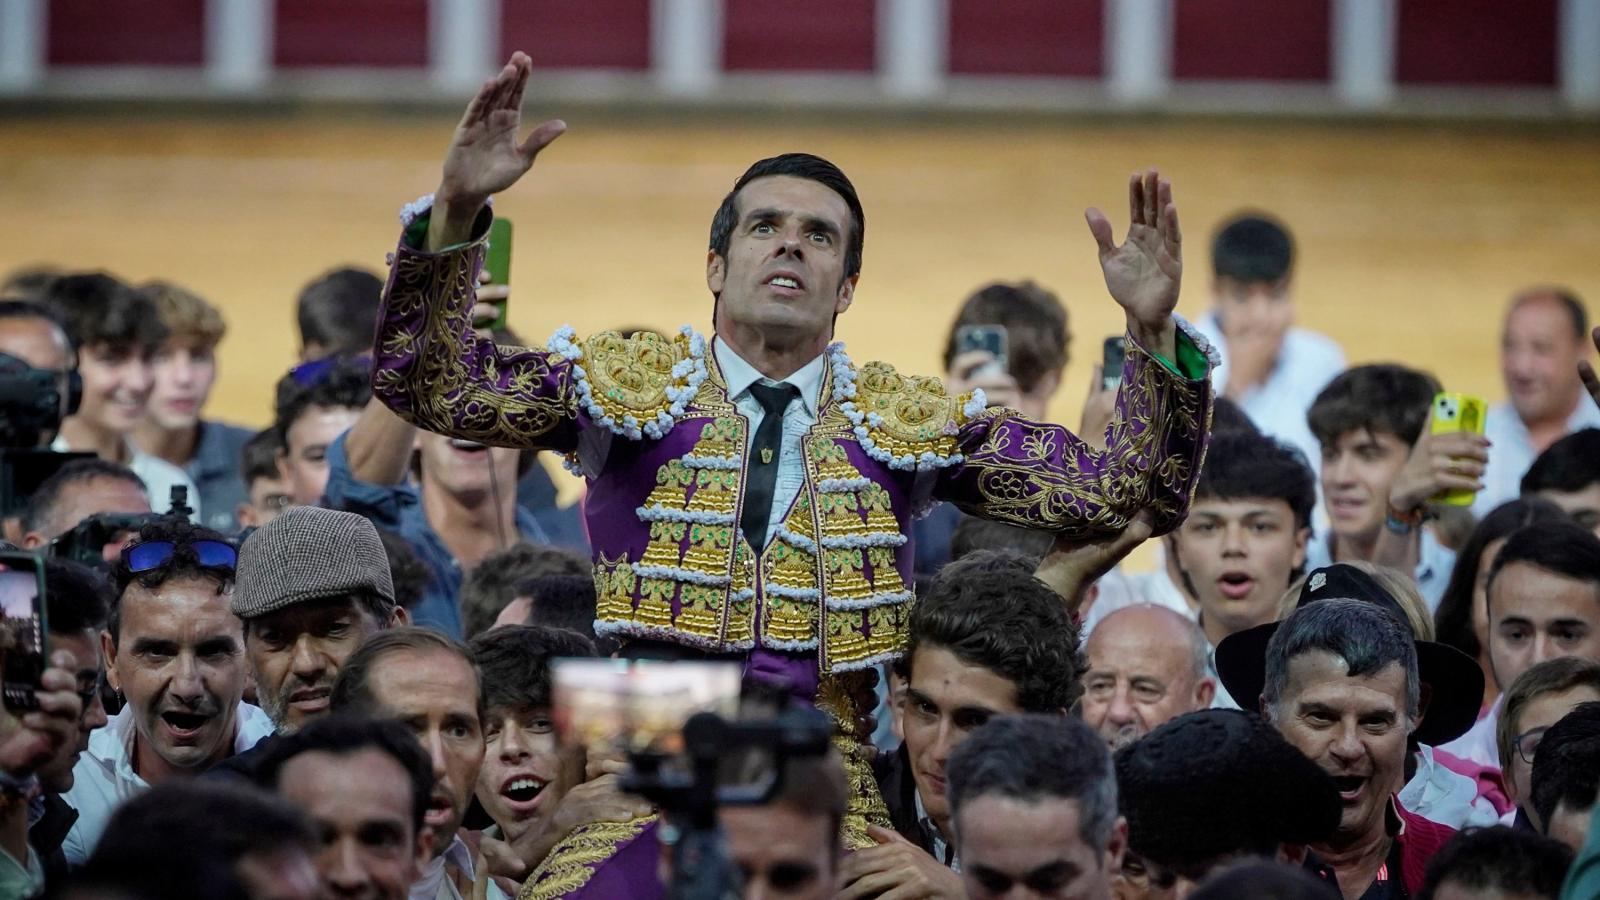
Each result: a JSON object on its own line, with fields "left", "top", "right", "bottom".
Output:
{"left": 1429, "top": 392, "right": 1487, "bottom": 506}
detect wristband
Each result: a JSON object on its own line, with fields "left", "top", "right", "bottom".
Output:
{"left": 1385, "top": 503, "right": 1427, "bottom": 536}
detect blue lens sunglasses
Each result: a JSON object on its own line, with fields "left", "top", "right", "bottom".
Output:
{"left": 122, "top": 539, "right": 238, "bottom": 573}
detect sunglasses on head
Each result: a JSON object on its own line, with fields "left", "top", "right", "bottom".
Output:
{"left": 288, "top": 354, "right": 370, "bottom": 389}
{"left": 122, "top": 539, "right": 238, "bottom": 573}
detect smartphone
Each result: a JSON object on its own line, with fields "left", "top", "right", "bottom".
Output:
{"left": 955, "top": 325, "right": 1008, "bottom": 378}
{"left": 481, "top": 217, "right": 513, "bottom": 333}
{"left": 1102, "top": 336, "right": 1127, "bottom": 391}
{"left": 0, "top": 552, "right": 48, "bottom": 712}
{"left": 1429, "top": 392, "right": 1488, "bottom": 506}
{"left": 551, "top": 658, "right": 743, "bottom": 758}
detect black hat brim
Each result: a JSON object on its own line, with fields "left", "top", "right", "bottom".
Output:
{"left": 1214, "top": 623, "right": 1485, "bottom": 747}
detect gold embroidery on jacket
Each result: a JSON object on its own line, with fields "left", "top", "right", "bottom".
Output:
{"left": 516, "top": 816, "right": 655, "bottom": 900}
{"left": 577, "top": 330, "right": 690, "bottom": 424}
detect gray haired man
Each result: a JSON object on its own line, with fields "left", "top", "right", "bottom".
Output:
{"left": 210, "top": 507, "right": 409, "bottom": 781}
{"left": 945, "top": 714, "right": 1126, "bottom": 900}
{"left": 1259, "top": 599, "right": 1457, "bottom": 899}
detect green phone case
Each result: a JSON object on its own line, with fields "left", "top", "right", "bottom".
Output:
{"left": 482, "top": 218, "right": 513, "bottom": 332}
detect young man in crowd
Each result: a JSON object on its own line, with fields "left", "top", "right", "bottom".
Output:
{"left": 296, "top": 266, "right": 385, "bottom": 363}
{"left": 1417, "top": 827, "right": 1572, "bottom": 900}
{"left": 849, "top": 556, "right": 1083, "bottom": 898}
{"left": 1444, "top": 521, "right": 1600, "bottom": 767}
{"left": 1167, "top": 429, "right": 1315, "bottom": 705}
{"left": 944, "top": 714, "right": 1126, "bottom": 900}
{"left": 1496, "top": 658, "right": 1600, "bottom": 831}
{"left": 1080, "top": 604, "right": 1216, "bottom": 749}
{"left": 63, "top": 519, "right": 273, "bottom": 863}
{"left": 1262, "top": 599, "right": 1457, "bottom": 899}
{"left": 1521, "top": 428, "right": 1600, "bottom": 535}
{"left": 132, "top": 281, "right": 254, "bottom": 533}
{"left": 1306, "top": 364, "right": 1489, "bottom": 610}
{"left": 39, "top": 273, "right": 197, "bottom": 515}
{"left": 18, "top": 458, "right": 150, "bottom": 562}
{"left": 926, "top": 281, "right": 1072, "bottom": 576}
{"left": 328, "top": 628, "right": 504, "bottom": 899}
{"left": 236, "top": 427, "right": 291, "bottom": 530}
{"left": 1478, "top": 288, "right": 1600, "bottom": 515}
{"left": 466, "top": 623, "right": 628, "bottom": 882}
{"left": 255, "top": 716, "right": 438, "bottom": 900}
{"left": 29, "top": 559, "right": 115, "bottom": 885}
{"left": 1115, "top": 709, "right": 1341, "bottom": 895}
{"left": 0, "top": 627, "right": 86, "bottom": 895}
{"left": 324, "top": 367, "right": 551, "bottom": 635}
{"left": 273, "top": 356, "right": 370, "bottom": 508}
{"left": 459, "top": 542, "right": 589, "bottom": 640}
{"left": 1194, "top": 212, "right": 1346, "bottom": 468}
{"left": 81, "top": 778, "right": 320, "bottom": 900}
{"left": 1530, "top": 702, "right": 1600, "bottom": 853}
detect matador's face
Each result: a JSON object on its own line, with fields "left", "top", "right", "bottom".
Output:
{"left": 708, "top": 175, "right": 856, "bottom": 351}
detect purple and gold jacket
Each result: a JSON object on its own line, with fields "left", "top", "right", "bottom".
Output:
{"left": 373, "top": 211, "right": 1216, "bottom": 674}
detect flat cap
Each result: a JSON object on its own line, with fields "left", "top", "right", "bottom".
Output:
{"left": 232, "top": 506, "right": 394, "bottom": 620}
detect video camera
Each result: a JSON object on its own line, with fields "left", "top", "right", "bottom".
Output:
{"left": 0, "top": 350, "right": 88, "bottom": 521}
{"left": 48, "top": 486, "right": 193, "bottom": 568}
{"left": 552, "top": 659, "right": 834, "bottom": 900}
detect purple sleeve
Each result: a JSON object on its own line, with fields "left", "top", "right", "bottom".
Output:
{"left": 372, "top": 208, "right": 583, "bottom": 452}
{"left": 935, "top": 330, "right": 1214, "bottom": 538}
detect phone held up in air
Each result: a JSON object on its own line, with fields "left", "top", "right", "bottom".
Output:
{"left": 955, "top": 325, "right": 1009, "bottom": 379}
{"left": 1429, "top": 392, "right": 1488, "bottom": 507}
{"left": 0, "top": 552, "right": 48, "bottom": 713}
{"left": 1102, "top": 336, "right": 1127, "bottom": 391}
{"left": 480, "top": 217, "right": 514, "bottom": 333}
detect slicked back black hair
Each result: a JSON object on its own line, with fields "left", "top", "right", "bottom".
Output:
{"left": 708, "top": 153, "right": 864, "bottom": 286}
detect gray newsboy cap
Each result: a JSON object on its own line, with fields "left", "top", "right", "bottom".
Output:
{"left": 233, "top": 506, "right": 395, "bottom": 620}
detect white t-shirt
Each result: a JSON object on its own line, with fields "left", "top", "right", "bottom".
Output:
{"left": 49, "top": 435, "right": 200, "bottom": 520}
{"left": 1302, "top": 527, "right": 1457, "bottom": 614}
{"left": 1472, "top": 400, "right": 1600, "bottom": 517}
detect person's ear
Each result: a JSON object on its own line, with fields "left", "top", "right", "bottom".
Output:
{"left": 1105, "top": 816, "right": 1128, "bottom": 874}
{"left": 1414, "top": 682, "right": 1432, "bottom": 735}
{"left": 834, "top": 274, "right": 857, "bottom": 316}
{"left": 1276, "top": 842, "right": 1309, "bottom": 867}
{"left": 706, "top": 251, "right": 726, "bottom": 296}
{"left": 101, "top": 630, "right": 120, "bottom": 692}
{"left": 411, "top": 829, "right": 435, "bottom": 879}
{"left": 389, "top": 606, "right": 410, "bottom": 628}
{"left": 1196, "top": 676, "right": 1217, "bottom": 710}
{"left": 1292, "top": 526, "right": 1311, "bottom": 570}
{"left": 235, "top": 503, "right": 257, "bottom": 530}
{"left": 20, "top": 532, "right": 44, "bottom": 551}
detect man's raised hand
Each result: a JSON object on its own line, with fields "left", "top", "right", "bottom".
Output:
{"left": 428, "top": 52, "right": 566, "bottom": 250}
{"left": 1085, "top": 170, "right": 1182, "bottom": 360}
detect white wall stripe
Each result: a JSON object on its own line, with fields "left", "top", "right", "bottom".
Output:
{"left": 1332, "top": 0, "right": 1397, "bottom": 109}
{"left": 431, "top": 0, "right": 498, "bottom": 93}
{"left": 1105, "top": 0, "right": 1172, "bottom": 105}
{"left": 206, "top": 0, "right": 271, "bottom": 91}
{"left": 879, "top": 0, "right": 946, "bottom": 100}
{"left": 653, "top": 0, "right": 720, "bottom": 96}
{"left": 0, "top": 0, "right": 45, "bottom": 92}
{"left": 1560, "top": 0, "right": 1600, "bottom": 110}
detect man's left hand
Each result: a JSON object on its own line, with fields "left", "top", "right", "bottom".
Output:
{"left": 1086, "top": 169, "right": 1182, "bottom": 359}
{"left": 835, "top": 825, "right": 964, "bottom": 900}
{"left": 1034, "top": 512, "right": 1154, "bottom": 617}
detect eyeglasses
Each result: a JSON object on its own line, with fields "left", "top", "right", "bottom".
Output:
{"left": 1514, "top": 725, "right": 1550, "bottom": 766}
{"left": 122, "top": 539, "right": 237, "bottom": 573}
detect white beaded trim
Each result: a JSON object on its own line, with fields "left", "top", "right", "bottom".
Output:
{"left": 766, "top": 583, "right": 823, "bottom": 602}
{"left": 594, "top": 619, "right": 754, "bottom": 654}
{"left": 816, "top": 477, "right": 872, "bottom": 493}
{"left": 631, "top": 563, "right": 730, "bottom": 587}
{"left": 545, "top": 325, "right": 708, "bottom": 441}
{"left": 831, "top": 648, "right": 904, "bottom": 672}
{"left": 773, "top": 526, "right": 819, "bottom": 556}
{"left": 681, "top": 454, "right": 741, "bottom": 470}
{"left": 635, "top": 505, "right": 736, "bottom": 526}
{"left": 762, "top": 636, "right": 820, "bottom": 652}
{"left": 820, "top": 532, "right": 908, "bottom": 550}
{"left": 1172, "top": 313, "right": 1222, "bottom": 369}
{"left": 397, "top": 192, "right": 492, "bottom": 229}
{"left": 827, "top": 589, "right": 914, "bottom": 611}
{"left": 829, "top": 342, "right": 965, "bottom": 472}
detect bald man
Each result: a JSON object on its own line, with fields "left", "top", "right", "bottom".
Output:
{"left": 1080, "top": 604, "right": 1217, "bottom": 750}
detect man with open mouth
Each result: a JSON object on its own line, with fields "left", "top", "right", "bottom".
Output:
{"left": 1243, "top": 597, "right": 1464, "bottom": 899}
{"left": 62, "top": 518, "right": 273, "bottom": 864}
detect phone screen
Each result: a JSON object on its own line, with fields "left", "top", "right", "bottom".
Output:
{"left": 551, "top": 658, "right": 743, "bottom": 758}
{"left": 0, "top": 555, "right": 48, "bottom": 712}
{"left": 955, "top": 325, "right": 1008, "bottom": 369}
{"left": 1102, "top": 336, "right": 1127, "bottom": 391}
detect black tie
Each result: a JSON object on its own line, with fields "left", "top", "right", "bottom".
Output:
{"left": 741, "top": 382, "right": 801, "bottom": 550}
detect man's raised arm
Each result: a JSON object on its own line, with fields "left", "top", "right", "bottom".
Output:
{"left": 371, "top": 53, "right": 583, "bottom": 452}
{"left": 937, "top": 170, "right": 1215, "bottom": 538}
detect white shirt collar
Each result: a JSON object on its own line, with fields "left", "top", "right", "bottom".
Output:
{"left": 712, "top": 337, "right": 827, "bottom": 418}
{"left": 86, "top": 701, "right": 275, "bottom": 786}
{"left": 410, "top": 833, "right": 478, "bottom": 900}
